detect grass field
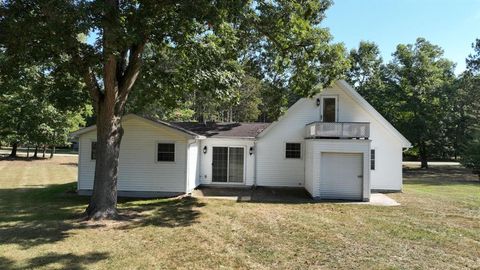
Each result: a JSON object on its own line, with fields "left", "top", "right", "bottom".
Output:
{"left": 0, "top": 157, "right": 479, "bottom": 269}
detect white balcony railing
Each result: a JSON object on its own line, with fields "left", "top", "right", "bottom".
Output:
{"left": 306, "top": 122, "right": 370, "bottom": 139}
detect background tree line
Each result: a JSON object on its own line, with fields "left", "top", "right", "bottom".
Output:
{"left": 346, "top": 38, "right": 480, "bottom": 170}
{"left": 1, "top": 37, "right": 479, "bottom": 172}
{"left": 0, "top": 52, "right": 92, "bottom": 158}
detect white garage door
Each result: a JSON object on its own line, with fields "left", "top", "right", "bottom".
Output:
{"left": 320, "top": 152, "right": 363, "bottom": 200}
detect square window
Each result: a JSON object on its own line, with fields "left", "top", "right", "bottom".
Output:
{"left": 285, "top": 143, "right": 301, "bottom": 159}
{"left": 157, "top": 143, "right": 175, "bottom": 162}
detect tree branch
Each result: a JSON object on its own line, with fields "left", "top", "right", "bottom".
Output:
{"left": 83, "top": 68, "right": 102, "bottom": 109}
{"left": 117, "top": 41, "right": 146, "bottom": 107}
{"left": 71, "top": 52, "right": 102, "bottom": 111}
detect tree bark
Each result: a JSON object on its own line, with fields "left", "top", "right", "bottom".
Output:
{"left": 27, "top": 146, "right": 30, "bottom": 158}
{"left": 9, "top": 142, "right": 18, "bottom": 158}
{"left": 42, "top": 146, "right": 46, "bottom": 158}
{"left": 50, "top": 146, "right": 55, "bottom": 158}
{"left": 419, "top": 142, "right": 428, "bottom": 169}
{"left": 85, "top": 106, "right": 124, "bottom": 220}
{"left": 33, "top": 146, "right": 38, "bottom": 159}
{"left": 82, "top": 0, "right": 146, "bottom": 220}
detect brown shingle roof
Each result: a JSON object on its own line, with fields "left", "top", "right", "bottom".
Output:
{"left": 170, "top": 122, "right": 271, "bottom": 138}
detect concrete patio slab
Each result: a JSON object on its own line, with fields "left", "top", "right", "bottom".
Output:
{"left": 368, "top": 193, "right": 401, "bottom": 206}
{"left": 192, "top": 187, "right": 400, "bottom": 206}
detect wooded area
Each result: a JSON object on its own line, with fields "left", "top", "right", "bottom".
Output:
{"left": 0, "top": 0, "right": 479, "bottom": 219}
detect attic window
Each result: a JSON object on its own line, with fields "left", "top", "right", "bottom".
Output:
{"left": 285, "top": 143, "right": 301, "bottom": 159}
{"left": 157, "top": 143, "right": 175, "bottom": 162}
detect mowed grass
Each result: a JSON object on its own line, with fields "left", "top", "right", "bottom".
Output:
{"left": 0, "top": 157, "right": 479, "bottom": 270}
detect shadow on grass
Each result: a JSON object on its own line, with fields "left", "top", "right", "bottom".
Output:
{"left": 60, "top": 162, "right": 78, "bottom": 167}
{"left": 117, "top": 197, "right": 205, "bottom": 229}
{"left": 404, "top": 179, "right": 480, "bottom": 187}
{"left": 404, "top": 166, "right": 480, "bottom": 184}
{"left": 0, "top": 156, "right": 37, "bottom": 162}
{"left": 0, "top": 252, "right": 109, "bottom": 270}
{"left": 0, "top": 183, "right": 91, "bottom": 249}
{"left": 0, "top": 182, "right": 204, "bottom": 249}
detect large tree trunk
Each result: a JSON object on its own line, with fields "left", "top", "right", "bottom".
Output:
{"left": 85, "top": 101, "right": 124, "bottom": 220}
{"left": 50, "top": 146, "right": 55, "bottom": 158}
{"left": 82, "top": 0, "right": 145, "bottom": 220}
{"left": 33, "top": 146, "right": 38, "bottom": 158}
{"left": 9, "top": 142, "right": 18, "bottom": 157}
{"left": 419, "top": 142, "right": 428, "bottom": 169}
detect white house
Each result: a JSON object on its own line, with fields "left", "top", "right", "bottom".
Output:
{"left": 71, "top": 80, "right": 411, "bottom": 201}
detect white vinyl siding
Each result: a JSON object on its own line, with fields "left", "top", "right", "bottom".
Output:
{"left": 78, "top": 118, "right": 189, "bottom": 193}
{"left": 257, "top": 83, "right": 404, "bottom": 190}
{"left": 256, "top": 99, "right": 319, "bottom": 187}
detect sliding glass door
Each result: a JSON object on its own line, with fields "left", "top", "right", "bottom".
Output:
{"left": 212, "top": 147, "right": 244, "bottom": 183}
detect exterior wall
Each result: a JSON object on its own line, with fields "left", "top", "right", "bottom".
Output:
{"left": 319, "top": 87, "right": 403, "bottom": 191}
{"left": 257, "top": 83, "right": 404, "bottom": 190}
{"left": 199, "top": 138, "right": 255, "bottom": 186}
{"left": 186, "top": 140, "right": 201, "bottom": 193}
{"left": 256, "top": 99, "right": 320, "bottom": 187}
{"left": 77, "top": 118, "right": 189, "bottom": 194}
{"left": 304, "top": 139, "right": 371, "bottom": 200}
{"left": 304, "top": 140, "right": 314, "bottom": 195}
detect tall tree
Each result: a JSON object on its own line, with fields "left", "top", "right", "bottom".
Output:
{"left": 466, "top": 39, "right": 480, "bottom": 74}
{"left": 388, "top": 38, "right": 456, "bottom": 168}
{"left": 0, "top": 58, "right": 90, "bottom": 158}
{"left": 460, "top": 129, "right": 480, "bottom": 180}
{"left": 443, "top": 73, "right": 480, "bottom": 159}
{"left": 459, "top": 39, "right": 480, "bottom": 177}
{"left": 345, "top": 41, "right": 400, "bottom": 120}
{"left": 347, "top": 41, "right": 383, "bottom": 91}
{"left": 1, "top": 0, "right": 348, "bottom": 219}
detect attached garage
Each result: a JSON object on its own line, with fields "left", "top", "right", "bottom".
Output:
{"left": 320, "top": 152, "right": 363, "bottom": 200}
{"left": 304, "top": 139, "right": 371, "bottom": 201}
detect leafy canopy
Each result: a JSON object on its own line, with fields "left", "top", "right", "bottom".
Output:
{"left": 0, "top": 0, "right": 348, "bottom": 113}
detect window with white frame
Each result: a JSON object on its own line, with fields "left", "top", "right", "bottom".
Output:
{"left": 157, "top": 143, "right": 175, "bottom": 162}
{"left": 285, "top": 143, "right": 301, "bottom": 159}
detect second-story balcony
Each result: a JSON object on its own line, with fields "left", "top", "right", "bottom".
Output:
{"left": 306, "top": 122, "right": 370, "bottom": 139}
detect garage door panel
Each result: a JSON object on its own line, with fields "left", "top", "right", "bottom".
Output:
{"left": 320, "top": 153, "right": 363, "bottom": 200}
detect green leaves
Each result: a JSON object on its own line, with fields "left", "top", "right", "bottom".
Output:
{"left": 1, "top": 0, "right": 348, "bottom": 129}
{"left": 467, "top": 39, "right": 480, "bottom": 75}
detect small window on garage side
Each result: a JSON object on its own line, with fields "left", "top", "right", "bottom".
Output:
{"left": 370, "top": 149, "right": 375, "bottom": 170}
{"left": 285, "top": 143, "right": 301, "bottom": 159}
{"left": 157, "top": 143, "right": 175, "bottom": 162}
{"left": 91, "top": 142, "right": 97, "bottom": 160}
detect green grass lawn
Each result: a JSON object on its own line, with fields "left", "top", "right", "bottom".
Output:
{"left": 0, "top": 157, "right": 479, "bottom": 269}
